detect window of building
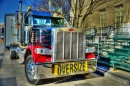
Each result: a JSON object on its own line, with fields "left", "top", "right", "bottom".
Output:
{"left": 87, "top": 14, "right": 92, "bottom": 28}
{"left": 115, "top": 5, "right": 123, "bottom": 27}
{"left": 100, "top": 10, "right": 106, "bottom": 27}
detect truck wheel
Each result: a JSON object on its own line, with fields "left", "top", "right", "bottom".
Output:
{"left": 15, "top": 53, "right": 19, "bottom": 59}
{"left": 10, "top": 51, "right": 16, "bottom": 59}
{"left": 25, "top": 55, "right": 42, "bottom": 85}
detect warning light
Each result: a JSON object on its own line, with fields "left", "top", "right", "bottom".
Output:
{"left": 69, "top": 28, "right": 74, "bottom": 31}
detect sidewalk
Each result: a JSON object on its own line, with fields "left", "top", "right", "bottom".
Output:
{"left": 0, "top": 45, "right": 17, "bottom": 86}
{"left": 0, "top": 44, "right": 37, "bottom": 86}
{"left": 0, "top": 44, "right": 4, "bottom": 68}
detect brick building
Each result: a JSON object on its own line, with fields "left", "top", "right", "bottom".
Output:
{"left": 70, "top": 0, "right": 130, "bottom": 28}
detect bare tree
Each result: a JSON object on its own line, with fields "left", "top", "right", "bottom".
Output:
{"left": 31, "top": 0, "right": 71, "bottom": 23}
{"left": 71, "top": 0, "right": 90, "bottom": 27}
{"left": 81, "top": 0, "right": 116, "bottom": 27}
{"left": 70, "top": 0, "right": 113, "bottom": 28}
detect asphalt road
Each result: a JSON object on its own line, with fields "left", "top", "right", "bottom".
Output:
{"left": 0, "top": 44, "right": 126, "bottom": 86}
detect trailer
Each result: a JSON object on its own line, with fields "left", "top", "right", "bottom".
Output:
{"left": 4, "top": 14, "right": 18, "bottom": 48}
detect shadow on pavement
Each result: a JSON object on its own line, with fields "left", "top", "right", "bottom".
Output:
{"left": 0, "top": 59, "right": 3, "bottom": 68}
{"left": 74, "top": 82, "right": 93, "bottom": 86}
{"left": 0, "top": 53, "right": 4, "bottom": 56}
{"left": 0, "top": 77, "right": 17, "bottom": 86}
{"left": 0, "top": 53, "right": 4, "bottom": 68}
{"left": 55, "top": 74, "right": 87, "bottom": 83}
{"left": 39, "top": 74, "right": 87, "bottom": 85}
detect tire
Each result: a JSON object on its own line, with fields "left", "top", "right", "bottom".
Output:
{"left": 25, "top": 55, "right": 42, "bottom": 85}
{"left": 10, "top": 51, "right": 19, "bottom": 59}
{"left": 15, "top": 53, "right": 19, "bottom": 59}
{"left": 10, "top": 51, "right": 16, "bottom": 59}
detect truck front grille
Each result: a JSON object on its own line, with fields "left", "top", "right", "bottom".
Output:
{"left": 55, "top": 32, "right": 85, "bottom": 61}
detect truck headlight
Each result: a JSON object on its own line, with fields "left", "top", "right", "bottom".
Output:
{"left": 35, "top": 48, "right": 52, "bottom": 55}
{"left": 86, "top": 47, "right": 95, "bottom": 53}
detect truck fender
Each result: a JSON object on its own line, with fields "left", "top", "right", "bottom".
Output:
{"left": 24, "top": 48, "right": 32, "bottom": 62}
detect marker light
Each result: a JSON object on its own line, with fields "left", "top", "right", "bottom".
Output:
{"left": 15, "top": 25, "right": 19, "bottom": 29}
{"left": 69, "top": 28, "right": 74, "bottom": 31}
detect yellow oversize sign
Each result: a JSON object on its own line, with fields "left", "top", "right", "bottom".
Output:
{"left": 54, "top": 61, "right": 88, "bottom": 76}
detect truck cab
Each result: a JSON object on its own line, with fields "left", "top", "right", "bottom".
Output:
{"left": 5, "top": 9, "right": 97, "bottom": 85}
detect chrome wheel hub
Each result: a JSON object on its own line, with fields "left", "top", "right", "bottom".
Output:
{"left": 26, "top": 61, "right": 35, "bottom": 80}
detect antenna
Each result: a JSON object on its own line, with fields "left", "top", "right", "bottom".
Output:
{"left": 19, "top": 0, "right": 23, "bottom": 13}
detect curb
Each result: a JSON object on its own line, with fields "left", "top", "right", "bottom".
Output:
{"left": 105, "top": 70, "right": 130, "bottom": 86}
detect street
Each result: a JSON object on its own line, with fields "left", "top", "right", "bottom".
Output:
{"left": 0, "top": 44, "right": 129, "bottom": 86}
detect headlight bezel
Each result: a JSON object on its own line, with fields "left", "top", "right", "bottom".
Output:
{"left": 35, "top": 48, "right": 52, "bottom": 55}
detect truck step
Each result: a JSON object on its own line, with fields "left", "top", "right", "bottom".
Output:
{"left": 17, "top": 51, "right": 25, "bottom": 63}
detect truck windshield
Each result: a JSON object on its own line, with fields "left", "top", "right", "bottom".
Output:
{"left": 33, "top": 17, "right": 63, "bottom": 27}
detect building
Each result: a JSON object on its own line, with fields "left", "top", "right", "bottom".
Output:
{"left": 0, "top": 23, "right": 4, "bottom": 33}
{"left": 70, "top": 0, "right": 130, "bottom": 28}
{"left": 70, "top": 0, "right": 91, "bottom": 27}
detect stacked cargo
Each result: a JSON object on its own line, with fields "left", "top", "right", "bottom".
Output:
{"left": 86, "top": 26, "right": 130, "bottom": 71}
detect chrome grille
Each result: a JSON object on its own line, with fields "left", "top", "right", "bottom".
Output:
{"left": 55, "top": 32, "right": 85, "bottom": 61}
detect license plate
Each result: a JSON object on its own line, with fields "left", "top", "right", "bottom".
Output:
{"left": 54, "top": 61, "right": 88, "bottom": 76}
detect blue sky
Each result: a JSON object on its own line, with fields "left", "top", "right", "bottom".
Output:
{"left": 0, "top": 0, "right": 33, "bottom": 23}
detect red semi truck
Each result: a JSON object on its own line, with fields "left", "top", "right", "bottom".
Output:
{"left": 4, "top": 1, "right": 97, "bottom": 85}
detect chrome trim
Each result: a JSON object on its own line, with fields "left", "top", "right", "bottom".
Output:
{"left": 36, "top": 59, "right": 96, "bottom": 64}
{"left": 40, "top": 29, "right": 42, "bottom": 43}
{"left": 52, "top": 28, "right": 86, "bottom": 62}
{"left": 26, "top": 61, "right": 35, "bottom": 80}
{"left": 77, "top": 32, "right": 79, "bottom": 59}
{"left": 35, "top": 48, "right": 52, "bottom": 55}
{"left": 83, "top": 32, "right": 86, "bottom": 59}
{"left": 70, "top": 32, "right": 72, "bottom": 59}
{"left": 63, "top": 32, "right": 65, "bottom": 59}
{"left": 52, "top": 29, "right": 56, "bottom": 62}
{"left": 34, "top": 59, "right": 96, "bottom": 79}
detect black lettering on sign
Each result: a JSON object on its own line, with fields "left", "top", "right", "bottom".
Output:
{"left": 62, "top": 64, "right": 66, "bottom": 74}
{"left": 79, "top": 62, "right": 83, "bottom": 71}
{"left": 83, "top": 62, "right": 86, "bottom": 71}
{"left": 70, "top": 64, "right": 73, "bottom": 73}
{"left": 58, "top": 64, "right": 61, "bottom": 75}
{"left": 66, "top": 64, "right": 69, "bottom": 74}
{"left": 74, "top": 63, "right": 77, "bottom": 73}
